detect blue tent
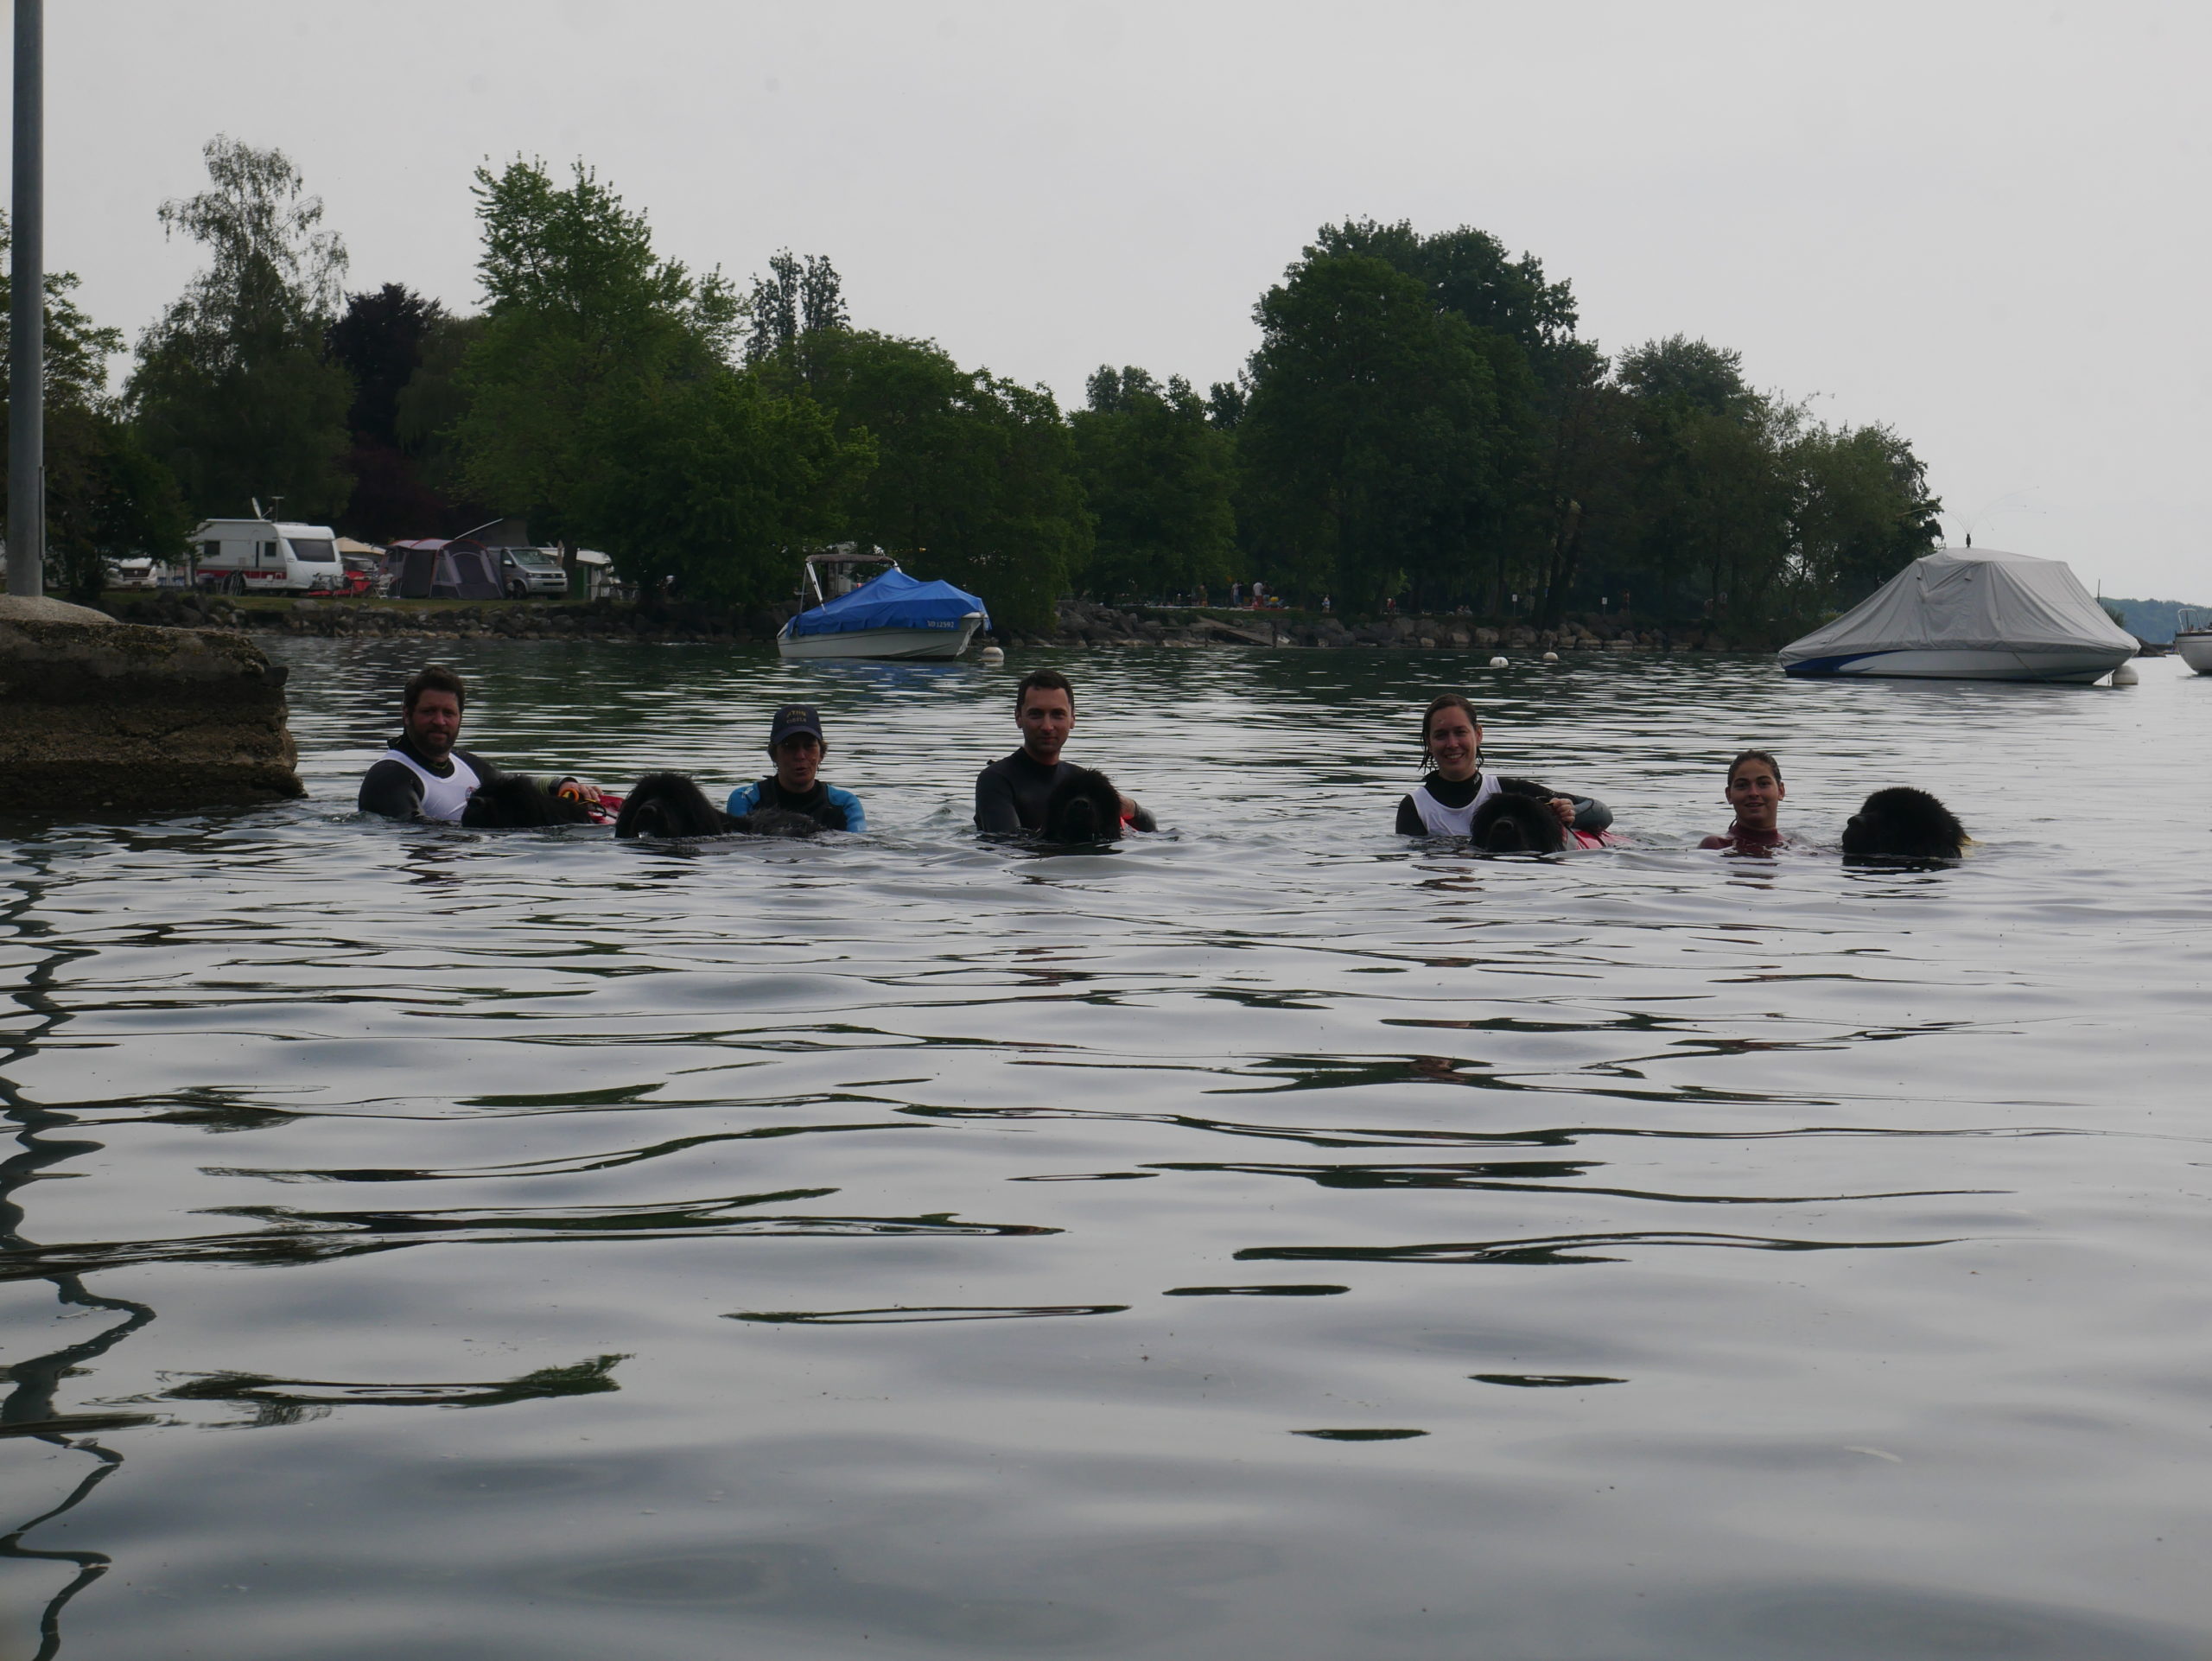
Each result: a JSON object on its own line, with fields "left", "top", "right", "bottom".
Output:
{"left": 785, "top": 566, "right": 988, "bottom": 639}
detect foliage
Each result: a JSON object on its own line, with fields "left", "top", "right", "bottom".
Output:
{"left": 0, "top": 215, "right": 192, "bottom": 596}
{"left": 1236, "top": 250, "right": 1507, "bottom": 609}
{"left": 775, "top": 330, "right": 1091, "bottom": 633}
{"left": 454, "top": 158, "right": 739, "bottom": 538}
{"left": 744, "top": 250, "right": 848, "bottom": 366}
{"left": 578, "top": 370, "right": 871, "bottom": 607}
{"left": 1071, "top": 367, "right": 1236, "bottom": 601}
{"left": 325, "top": 283, "right": 462, "bottom": 538}
{"left": 128, "top": 136, "right": 353, "bottom": 520}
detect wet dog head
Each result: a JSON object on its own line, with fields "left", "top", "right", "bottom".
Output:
{"left": 729, "top": 806, "right": 821, "bottom": 839}
{"left": 1841, "top": 787, "right": 1966, "bottom": 864}
{"left": 615, "top": 773, "right": 735, "bottom": 838}
{"left": 1470, "top": 792, "right": 1566, "bottom": 855}
{"left": 1044, "top": 767, "right": 1123, "bottom": 844}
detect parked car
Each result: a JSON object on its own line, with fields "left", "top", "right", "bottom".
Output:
{"left": 491, "top": 545, "right": 569, "bottom": 598}
{"left": 104, "top": 557, "right": 172, "bottom": 590}
{"left": 191, "top": 517, "right": 345, "bottom": 595}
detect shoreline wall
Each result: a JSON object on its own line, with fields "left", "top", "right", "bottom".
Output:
{"left": 96, "top": 591, "right": 1755, "bottom": 653}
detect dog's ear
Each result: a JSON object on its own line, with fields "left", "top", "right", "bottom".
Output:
{"left": 1471, "top": 792, "right": 1565, "bottom": 854}
{"left": 616, "top": 773, "right": 733, "bottom": 838}
{"left": 1044, "top": 767, "right": 1123, "bottom": 843}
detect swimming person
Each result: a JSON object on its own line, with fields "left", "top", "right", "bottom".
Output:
{"left": 976, "top": 669, "right": 1154, "bottom": 834}
{"left": 1700, "top": 749, "right": 1791, "bottom": 855}
{"left": 726, "top": 704, "right": 867, "bottom": 831}
{"left": 1395, "top": 694, "right": 1612, "bottom": 841}
{"left": 359, "top": 666, "right": 505, "bottom": 821}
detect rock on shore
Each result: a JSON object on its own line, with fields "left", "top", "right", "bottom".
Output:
{"left": 0, "top": 595, "right": 302, "bottom": 811}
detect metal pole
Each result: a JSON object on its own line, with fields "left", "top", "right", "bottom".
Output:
{"left": 7, "top": 0, "right": 42, "bottom": 599}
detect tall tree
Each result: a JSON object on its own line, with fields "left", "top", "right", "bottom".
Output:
{"left": 325, "top": 283, "right": 454, "bottom": 538}
{"left": 1071, "top": 366, "right": 1236, "bottom": 601}
{"left": 454, "top": 157, "right": 739, "bottom": 537}
{"left": 781, "top": 330, "right": 1092, "bottom": 633}
{"left": 1237, "top": 250, "right": 1505, "bottom": 609}
{"left": 128, "top": 137, "right": 353, "bottom": 520}
{"left": 2, "top": 214, "right": 192, "bottom": 599}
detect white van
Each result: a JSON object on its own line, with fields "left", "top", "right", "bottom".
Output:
{"left": 489, "top": 544, "right": 569, "bottom": 598}
{"left": 191, "top": 518, "right": 344, "bottom": 595}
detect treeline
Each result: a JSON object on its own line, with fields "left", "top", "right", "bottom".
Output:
{"left": 4, "top": 137, "right": 1941, "bottom": 634}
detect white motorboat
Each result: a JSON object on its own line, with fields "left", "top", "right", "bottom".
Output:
{"left": 2173, "top": 608, "right": 2212, "bottom": 675}
{"left": 1779, "top": 547, "right": 2138, "bottom": 684}
{"left": 775, "top": 550, "right": 989, "bottom": 661}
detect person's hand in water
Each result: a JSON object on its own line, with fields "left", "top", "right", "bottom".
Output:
{"left": 1548, "top": 797, "right": 1575, "bottom": 825}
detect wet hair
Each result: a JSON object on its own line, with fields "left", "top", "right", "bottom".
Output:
{"left": 1419, "top": 694, "right": 1480, "bottom": 774}
{"left": 1470, "top": 792, "right": 1566, "bottom": 854}
{"left": 1015, "top": 668, "right": 1075, "bottom": 714}
{"left": 461, "top": 774, "right": 594, "bottom": 828}
{"left": 1726, "top": 749, "right": 1783, "bottom": 787}
{"left": 404, "top": 665, "right": 467, "bottom": 716}
{"left": 1043, "top": 767, "right": 1123, "bottom": 843}
{"left": 730, "top": 806, "right": 822, "bottom": 839}
{"left": 1840, "top": 787, "right": 1967, "bottom": 863}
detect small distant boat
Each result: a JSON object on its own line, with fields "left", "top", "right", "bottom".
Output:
{"left": 2174, "top": 608, "right": 2212, "bottom": 675}
{"left": 1778, "top": 547, "right": 2138, "bottom": 684}
{"left": 776, "top": 550, "right": 988, "bottom": 661}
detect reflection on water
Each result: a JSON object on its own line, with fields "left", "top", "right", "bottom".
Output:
{"left": 0, "top": 640, "right": 2207, "bottom": 1658}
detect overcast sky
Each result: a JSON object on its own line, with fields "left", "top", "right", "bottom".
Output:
{"left": 31, "top": 1, "right": 2211, "bottom": 598}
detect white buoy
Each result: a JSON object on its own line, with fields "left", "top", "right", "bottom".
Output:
{"left": 2109, "top": 661, "right": 2139, "bottom": 685}
{"left": 1541, "top": 651, "right": 1559, "bottom": 663}
{"left": 1488, "top": 655, "right": 1509, "bottom": 668}
{"left": 979, "top": 646, "right": 1005, "bottom": 666}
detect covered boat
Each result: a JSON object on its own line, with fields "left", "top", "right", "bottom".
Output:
{"left": 1778, "top": 547, "right": 2137, "bottom": 684}
{"left": 778, "top": 558, "right": 988, "bottom": 660}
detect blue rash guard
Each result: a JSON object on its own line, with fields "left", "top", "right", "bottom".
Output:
{"left": 725, "top": 777, "right": 867, "bottom": 832}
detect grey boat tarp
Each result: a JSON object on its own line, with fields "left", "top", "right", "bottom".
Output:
{"left": 1778, "top": 547, "right": 2135, "bottom": 672}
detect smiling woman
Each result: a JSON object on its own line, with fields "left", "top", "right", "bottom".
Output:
{"left": 1394, "top": 692, "right": 1613, "bottom": 843}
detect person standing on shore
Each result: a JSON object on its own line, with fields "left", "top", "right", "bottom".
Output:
{"left": 976, "top": 669, "right": 1154, "bottom": 833}
{"left": 1395, "top": 694, "right": 1612, "bottom": 841}
{"left": 726, "top": 704, "right": 867, "bottom": 831}
{"left": 358, "top": 666, "right": 503, "bottom": 821}
{"left": 1700, "top": 750, "right": 1790, "bottom": 855}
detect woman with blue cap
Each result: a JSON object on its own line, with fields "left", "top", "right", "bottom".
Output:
{"left": 727, "top": 704, "right": 867, "bottom": 831}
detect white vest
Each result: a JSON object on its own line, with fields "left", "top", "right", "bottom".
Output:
{"left": 380, "top": 747, "right": 481, "bottom": 822}
{"left": 1408, "top": 772, "right": 1501, "bottom": 837}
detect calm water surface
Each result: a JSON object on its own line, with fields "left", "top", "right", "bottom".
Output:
{"left": 2, "top": 643, "right": 2207, "bottom": 1659}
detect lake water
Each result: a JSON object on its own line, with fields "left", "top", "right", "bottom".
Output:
{"left": 3, "top": 641, "right": 2207, "bottom": 1660}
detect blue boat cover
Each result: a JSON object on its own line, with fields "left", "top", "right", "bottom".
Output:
{"left": 785, "top": 566, "right": 988, "bottom": 638}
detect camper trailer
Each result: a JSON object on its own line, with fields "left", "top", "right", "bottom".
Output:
{"left": 191, "top": 518, "right": 344, "bottom": 595}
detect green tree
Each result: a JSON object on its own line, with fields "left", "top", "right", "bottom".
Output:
{"left": 454, "top": 157, "right": 739, "bottom": 537}
{"left": 1071, "top": 367, "right": 1236, "bottom": 601}
{"left": 780, "top": 330, "right": 1091, "bottom": 633}
{"left": 128, "top": 136, "right": 353, "bottom": 520}
{"left": 1785, "top": 422, "right": 1942, "bottom": 610}
{"left": 2, "top": 214, "right": 192, "bottom": 599}
{"left": 1237, "top": 250, "right": 1505, "bottom": 609}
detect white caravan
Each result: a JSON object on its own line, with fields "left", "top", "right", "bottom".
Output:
{"left": 191, "top": 517, "right": 345, "bottom": 595}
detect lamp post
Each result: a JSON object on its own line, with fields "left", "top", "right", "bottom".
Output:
{"left": 7, "top": 0, "right": 42, "bottom": 599}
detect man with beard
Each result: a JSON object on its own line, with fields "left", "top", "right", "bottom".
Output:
{"left": 357, "top": 665, "right": 504, "bottom": 821}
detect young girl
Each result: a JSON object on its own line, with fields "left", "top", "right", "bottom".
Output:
{"left": 1700, "top": 749, "right": 1790, "bottom": 855}
{"left": 1395, "top": 695, "right": 1614, "bottom": 843}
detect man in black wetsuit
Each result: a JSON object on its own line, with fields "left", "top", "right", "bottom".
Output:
{"left": 357, "top": 666, "right": 503, "bottom": 821}
{"left": 975, "top": 668, "right": 1154, "bottom": 833}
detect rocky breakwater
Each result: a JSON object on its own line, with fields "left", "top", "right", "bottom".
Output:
{"left": 0, "top": 595, "right": 302, "bottom": 811}
{"left": 100, "top": 592, "right": 791, "bottom": 646}
{"left": 1028, "top": 599, "right": 1725, "bottom": 653}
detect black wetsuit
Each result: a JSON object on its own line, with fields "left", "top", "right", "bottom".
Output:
{"left": 358, "top": 734, "right": 500, "bottom": 819}
{"left": 1394, "top": 773, "right": 1613, "bottom": 837}
{"left": 975, "top": 750, "right": 1155, "bottom": 833}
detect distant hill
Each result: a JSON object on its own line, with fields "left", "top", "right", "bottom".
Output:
{"left": 2102, "top": 598, "right": 2208, "bottom": 643}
